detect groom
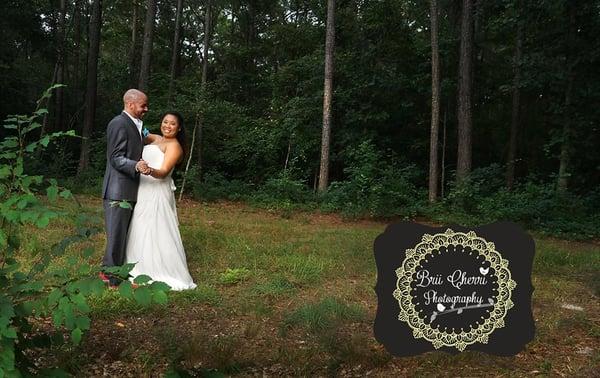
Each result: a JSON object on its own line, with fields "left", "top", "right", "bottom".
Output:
{"left": 100, "top": 89, "right": 151, "bottom": 287}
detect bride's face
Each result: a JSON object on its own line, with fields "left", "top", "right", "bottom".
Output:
{"left": 161, "top": 114, "right": 180, "bottom": 138}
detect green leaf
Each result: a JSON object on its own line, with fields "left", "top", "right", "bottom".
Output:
{"left": 24, "top": 122, "right": 42, "bottom": 134}
{"left": 40, "top": 135, "right": 50, "bottom": 147}
{"left": 153, "top": 290, "right": 168, "bottom": 305}
{"left": 48, "top": 289, "right": 63, "bottom": 306}
{"left": 118, "top": 201, "right": 132, "bottom": 209}
{"left": 70, "top": 293, "right": 90, "bottom": 313}
{"left": 71, "top": 328, "right": 82, "bottom": 345}
{"left": 52, "top": 310, "right": 63, "bottom": 327}
{"left": 0, "top": 302, "right": 14, "bottom": 319}
{"left": 13, "top": 161, "right": 23, "bottom": 176}
{"left": 2, "top": 139, "right": 18, "bottom": 148}
{"left": 132, "top": 286, "right": 152, "bottom": 307}
{"left": 82, "top": 247, "right": 95, "bottom": 258}
{"left": 0, "top": 339, "right": 15, "bottom": 373}
{"left": 15, "top": 301, "right": 34, "bottom": 316}
{"left": 0, "top": 152, "right": 16, "bottom": 159}
{"left": 24, "top": 141, "right": 37, "bottom": 152}
{"left": 0, "top": 229, "right": 6, "bottom": 249}
{"left": 75, "top": 316, "right": 90, "bottom": 331}
{"left": 34, "top": 108, "right": 49, "bottom": 116}
{"left": 2, "top": 327, "right": 17, "bottom": 339}
{"left": 149, "top": 281, "right": 171, "bottom": 291}
{"left": 63, "top": 305, "right": 75, "bottom": 329}
{"left": 16, "top": 194, "right": 36, "bottom": 209}
{"left": 133, "top": 275, "right": 152, "bottom": 285}
{"left": 0, "top": 166, "right": 10, "bottom": 179}
{"left": 35, "top": 211, "right": 57, "bottom": 228}
{"left": 118, "top": 281, "right": 133, "bottom": 299}
{"left": 46, "top": 185, "right": 58, "bottom": 202}
{"left": 78, "top": 263, "right": 91, "bottom": 275}
{"left": 59, "top": 189, "right": 72, "bottom": 199}
{"left": 90, "top": 279, "right": 106, "bottom": 295}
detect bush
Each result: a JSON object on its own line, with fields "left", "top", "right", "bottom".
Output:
{"left": 250, "top": 172, "right": 315, "bottom": 207}
{"left": 0, "top": 88, "right": 170, "bottom": 376}
{"left": 321, "top": 140, "right": 425, "bottom": 218}
{"left": 432, "top": 166, "right": 600, "bottom": 239}
{"left": 187, "top": 168, "right": 253, "bottom": 202}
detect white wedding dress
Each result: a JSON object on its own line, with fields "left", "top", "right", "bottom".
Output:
{"left": 125, "top": 144, "right": 197, "bottom": 290}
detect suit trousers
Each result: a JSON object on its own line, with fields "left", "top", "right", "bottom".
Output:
{"left": 102, "top": 199, "right": 136, "bottom": 282}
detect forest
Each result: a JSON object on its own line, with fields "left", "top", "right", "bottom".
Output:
{"left": 2, "top": 0, "right": 600, "bottom": 238}
{"left": 1, "top": 1, "right": 600, "bottom": 375}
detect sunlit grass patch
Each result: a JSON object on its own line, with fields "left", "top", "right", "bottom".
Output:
{"left": 275, "top": 253, "right": 331, "bottom": 285}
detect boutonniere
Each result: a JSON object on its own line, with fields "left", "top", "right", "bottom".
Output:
{"left": 142, "top": 127, "right": 150, "bottom": 138}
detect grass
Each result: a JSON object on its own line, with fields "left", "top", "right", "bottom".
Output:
{"left": 281, "top": 297, "right": 366, "bottom": 335}
{"left": 14, "top": 196, "right": 600, "bottom": 376}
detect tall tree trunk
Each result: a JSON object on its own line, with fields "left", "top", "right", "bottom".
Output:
{"left": 441, "top": 106, "right": 448, "bottom": 198}
{"left": 428, "top": 0, "right": 441, "bottom": 203}
{"left": 168, "top": 0, "right": 184, "bottom": 103}
{"left": 557, "top": 3, "right": 576, "bottom": 193}
{"left": 128, "top": 0, "right": 139, "bottom": 87}
{"left": 77, "top": 0, "right": 102, "bottom": 175}
{"left": 138, "top": 0, "right": 157, "bottom": 92}
{"left": 318, "top": 0, "right": 335, "bottom": 193}
{"left": 54, "top": 0, "right": 67, "bottom": 131}
{"left": 180, "top": 0, "right": 214, "bottom": 200}
{"left": 456, "top": 0, "right": 474, "bottom": 183}
{"left": 72, "top": 0, "right": 83, "bottom": 102}
{"left": 195, "top": 1, "right": 212, "bottom": 170}
{"left": 506, "top": 20, "right": 523, "bottom": 190}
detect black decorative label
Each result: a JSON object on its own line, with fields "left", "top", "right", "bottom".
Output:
{"left": 374, "top": 222, "right": 535, "bottom": 356}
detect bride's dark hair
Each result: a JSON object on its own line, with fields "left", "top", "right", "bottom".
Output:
{"left": 162, "top": 111, "right": 186, "bottom": 165}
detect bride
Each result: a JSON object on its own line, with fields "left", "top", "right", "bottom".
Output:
{"left": 125, "top": 111, "right": 197, "bottom": 290}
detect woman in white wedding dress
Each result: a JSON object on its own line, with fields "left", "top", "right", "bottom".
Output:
{"left": 125, "top": 111, "right": 197, "bottom": 291}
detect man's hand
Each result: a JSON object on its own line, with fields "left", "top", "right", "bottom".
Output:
{"left": 135, "top": 160, "right": 152, "bottom": 175}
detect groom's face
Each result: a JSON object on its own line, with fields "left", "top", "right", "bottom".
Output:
{"left": 128, "top": 95, "right": 148, "bottom": 119}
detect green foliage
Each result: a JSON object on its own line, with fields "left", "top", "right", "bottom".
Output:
{"left": 188, "top": 169, "right": 253, "bottom": 202}
{"left": 249, "top": 172, "right": 316, "bottom": 212}
{"left": 431, "top": 165, "right": 600, "bottom": 239}
{"left": 0, "top": 91, "right": 170, "bottom": 376}
{"left": 322, "top": 140, "right": 425, "bottom": 218}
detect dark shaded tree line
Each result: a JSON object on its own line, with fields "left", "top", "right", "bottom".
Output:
{"left": 1, "top": 0, "right": 599, "bottom": 203}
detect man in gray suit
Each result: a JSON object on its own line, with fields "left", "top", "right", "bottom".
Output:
{"left": 101, "top": 89, "right": 151, "bottom": 287}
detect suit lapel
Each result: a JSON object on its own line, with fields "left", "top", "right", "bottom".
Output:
{"left": 121, "top": 112, "right": 142, "bottom": 141}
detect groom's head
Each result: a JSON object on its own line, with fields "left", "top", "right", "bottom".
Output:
{"left": 123, "top": 89, "right": 148, "bottom": 119}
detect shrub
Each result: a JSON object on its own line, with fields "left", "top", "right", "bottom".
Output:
{"left": 0, "top": 88, "right": 169, "bottom": 376}
{"left": 187, "top": 168, "right": 253, "bottom": 202}
{"left": 433, "top": 166, "right": 600, "bottom": 239}
{"left": 322, "top": 140, "right": 425, "bottom": 218}
{"left": 250, "top": 172, "right": 316, "bottom": 210}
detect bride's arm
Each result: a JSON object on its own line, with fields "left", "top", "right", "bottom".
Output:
{"left": 147, "top": 142, "right": 183, "bottom": 179}
{"left": 143, "top": 133, "right": 160, "bottom": 145}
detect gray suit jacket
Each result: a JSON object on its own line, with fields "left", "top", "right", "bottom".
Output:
{"left": 102, "top": 112, "right": 144, "bottom": 201}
